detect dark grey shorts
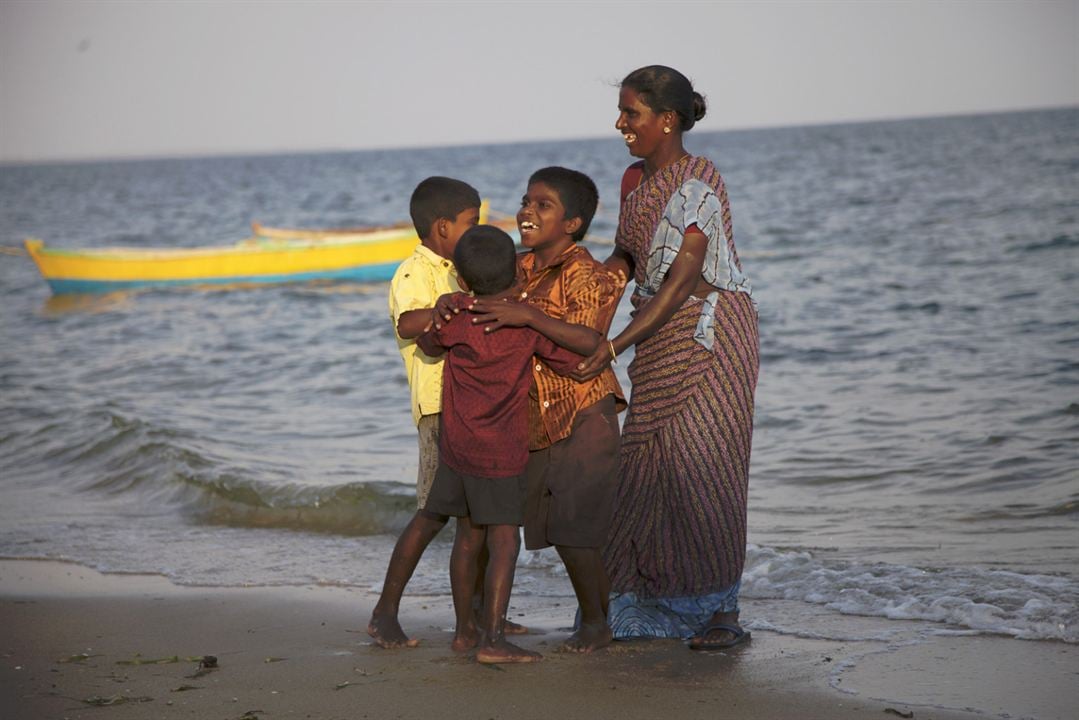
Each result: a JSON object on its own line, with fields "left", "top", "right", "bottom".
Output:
{"left": 424, "top": 461, "right": 527, "bottom": 526}
{"left": 524, "top": 395, "right": 620, "bottom": 550}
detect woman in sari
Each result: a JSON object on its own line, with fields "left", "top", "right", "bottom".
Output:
{"left": 574, "top": 65, "right": 758, "bottom": 650}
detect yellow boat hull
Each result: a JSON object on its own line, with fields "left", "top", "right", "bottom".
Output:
{"left": 25, "top": 202, "right": 512, "bottom": 294}
{"left": 24, "top": 229, "right": 421, "bottom": 294}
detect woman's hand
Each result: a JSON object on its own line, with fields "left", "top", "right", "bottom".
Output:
{"left": 468, "top": 296, "right": 537, "bottom": 332}
{"left": 569, "top": 342, "right": 613, "bottom": 382}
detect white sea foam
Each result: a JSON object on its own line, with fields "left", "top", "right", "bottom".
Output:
{"left": 744, "top": 617, "right": 901, "bottom": 643}
{"left": 741, "top": 545, "right": 1077, "bottom": 642}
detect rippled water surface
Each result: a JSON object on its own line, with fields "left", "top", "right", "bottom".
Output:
{"left": 1, "top": 109, "right": 1076, "bottom": 642}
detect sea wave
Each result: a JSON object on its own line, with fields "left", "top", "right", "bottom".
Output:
{"left": 184, "top": 476, "right": 416, "bottom": 535}
{"left": 1, "top": 407, "right": 419, "bottom": 536}
{"left": 1011, "top": 233, "right": 1078, "bottom": 253}
{"left": 742, "top": 545, "right": 1077, "bottom": 643}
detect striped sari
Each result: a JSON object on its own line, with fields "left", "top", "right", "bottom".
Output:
{"left": 604, "top": 156, "right": 759, "bottom": 639}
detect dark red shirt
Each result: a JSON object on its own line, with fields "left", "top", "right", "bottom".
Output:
{"left": 417, "top": 295, "right": 583, "bottom": 478}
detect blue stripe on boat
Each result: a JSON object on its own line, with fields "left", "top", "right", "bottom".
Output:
{"left": 45, "top": 263, "right": 402, "bottom": 295}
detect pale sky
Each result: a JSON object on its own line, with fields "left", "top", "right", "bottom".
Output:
{"left": 1, "top": 0, "right": 1076, "bottom": 163}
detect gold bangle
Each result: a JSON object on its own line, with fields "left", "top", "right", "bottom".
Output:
{"left": 608, "top": 340, "right": 618, "bottom": 365}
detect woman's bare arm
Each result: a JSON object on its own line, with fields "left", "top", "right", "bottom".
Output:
{"left": 604, "top": 246, "right": 634, "bottom": 282}
{"left": 572, "top": 231, "right": 708, "bottom": 380}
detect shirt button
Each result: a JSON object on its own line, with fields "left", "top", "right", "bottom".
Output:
{"left": 535, "top": 364, "right": 542, "bottom": 371}
{"left": 542, "top": 401, "right": 550, "bottom": 408}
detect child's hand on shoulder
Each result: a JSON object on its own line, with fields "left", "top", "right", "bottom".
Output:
{"left": 468, "top": 292, "right": 536, "bottom": 333}
{"left": 433, "top": 292, "right": 471, "bottom": 329}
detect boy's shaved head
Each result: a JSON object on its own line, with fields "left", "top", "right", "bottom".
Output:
{"left": 453, "top": 225, "right": 517, "bottom": 296}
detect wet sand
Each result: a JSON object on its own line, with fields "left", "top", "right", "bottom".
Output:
{"left": 1, "top": 560, "right": 1073, "bottom": 720}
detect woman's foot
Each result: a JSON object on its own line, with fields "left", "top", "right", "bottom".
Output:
{"left": 475, "top": 639, "right": 542, "bottom": 664}
{"left": 687, "top": 610, "right": 750, "bottom": 650}
{"left": 560, "top": 622, "right": 612, "bottom": 653}
{"left": 367, "top": 612, "right": 419, "bottom": 649}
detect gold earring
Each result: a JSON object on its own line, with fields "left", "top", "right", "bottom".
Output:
{"left": 663, "top": 126, "right": 671, "bottom": 135}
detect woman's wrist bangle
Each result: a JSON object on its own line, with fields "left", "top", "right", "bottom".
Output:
{"left": 608, "top": 340, "right": 618, "bottom": 364}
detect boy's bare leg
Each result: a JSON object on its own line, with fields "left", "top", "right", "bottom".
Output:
{"left": 556, "top": 545, "right": 613, "bottom": 653}
{"left": 476, "top": 525, "right": 542, "bottom": 664}
{"left": 368, "top": 509, "right": 447, "bottom": 648}
{"left": 472, "top": 545, "right": 529, "bottom": 635}
{"left": 449, "top": 516, "right": 485, "bottom": 652}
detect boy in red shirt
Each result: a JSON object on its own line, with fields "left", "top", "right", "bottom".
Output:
{"left": 418, "top": 225, "right": 587, "bottom": 664}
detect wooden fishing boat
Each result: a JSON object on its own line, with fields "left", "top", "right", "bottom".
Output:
{"left": 250, "top": 220, "right": 415, "bottom": 240}
{"left": 24, "top": 204, "right": 514, "bottom": 295}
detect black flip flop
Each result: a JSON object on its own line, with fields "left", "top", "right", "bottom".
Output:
{"left": 688, "top": 623, "right": 751, "bottom": 651}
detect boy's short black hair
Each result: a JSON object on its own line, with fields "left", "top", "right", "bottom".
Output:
{"left": 453, "top": 225, "right": 517, "bottom": 296}
{"left": 527, "top": 166, "right": 599, "bottom": 242}
{"left": 409, "top": 176, "right": 481, "bottom": 239}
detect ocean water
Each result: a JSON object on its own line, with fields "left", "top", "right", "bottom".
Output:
{"left": 0, "top": 109, "right": 1076, "bottom": 645}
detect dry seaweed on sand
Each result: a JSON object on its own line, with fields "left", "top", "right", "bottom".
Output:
{"left": 116, "top": 652, "right": 215, "bottom": 666}
{"left": 115, "top": 654, "right": 179, "bottom": 665}
{"left": 82, "top": 693, "right": 154, "bottom": 706}
{"left": 56, "top": 652, "right": 102, "bottom": 663}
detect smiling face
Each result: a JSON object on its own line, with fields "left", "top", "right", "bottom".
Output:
{"left": 615, "top": 86, "right": 672, "bottom": 160}
{"left": 517, "top": 181, "right": 580, "bottom": 255}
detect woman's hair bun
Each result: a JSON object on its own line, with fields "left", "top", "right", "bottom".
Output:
{"left": 692, "top": 92, "right": 707, "bottom": 122}
{"left": 622, "top": 65, "right": 706, "bottom": 132}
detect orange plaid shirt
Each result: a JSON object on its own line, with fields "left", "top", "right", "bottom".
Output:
{"left": 519, "top": 244, "right": 626, "bottom": 450}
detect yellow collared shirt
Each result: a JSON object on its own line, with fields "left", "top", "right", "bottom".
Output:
{"left": 388, "top": 244, "right": 461, "bottom": 425}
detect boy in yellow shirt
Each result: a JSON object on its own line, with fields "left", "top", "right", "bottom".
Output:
{"left": 367, "top": 176, "right": 479, "bottom": 648}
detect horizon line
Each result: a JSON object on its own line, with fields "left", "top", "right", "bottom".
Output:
{"left": 2, "top": 104, "right": 1075, "bottom": 168}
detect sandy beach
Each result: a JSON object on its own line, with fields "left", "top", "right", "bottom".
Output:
{"left": 2, "top": 560, "right": 1074, "bottom": 720}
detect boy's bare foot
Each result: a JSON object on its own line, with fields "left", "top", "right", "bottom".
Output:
{"left": 503, "top": 618, "right": 529, "bottom": 635}
{"left": 451, "top": 624, "right": 481, "bottom": 653}
{"left": 367, "top": 613, "right": 419, "bottom": 649}
{"left": 560, "top": 622, "right": 612, "bottom": 653}
{"left": 471, "top": 608, "right": 529, "bottom": 635}
{"left": 475, "top": 639, "right": 543, "bottom": 664}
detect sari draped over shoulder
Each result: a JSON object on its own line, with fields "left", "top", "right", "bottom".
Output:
{"left": 635, "top": 166, "right": 753, "bottom": 349}
{"left": 604, "top": 155, "right": 760, "bottom": 640}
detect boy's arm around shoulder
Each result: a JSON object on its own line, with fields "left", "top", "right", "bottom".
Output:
{"left": 389, "top": 255, "right": 440, "bottom": 339}
{"left": 472, "top": 257, "right": 622, "bottom": 355}
{"left": 415, "top": 323, "right": 448, "bottom": 357}
{"left": 397, "top": 309, "right": 435, "bottom": 339}
{"left": 416, "top": 293, "right": 469, "bottom": 356}
{"left": 533, "top": 334, "right": 587, "bottom": 377}
{"left": 562, "top": 254, "right": 628, "bottom": 337}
